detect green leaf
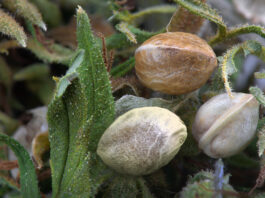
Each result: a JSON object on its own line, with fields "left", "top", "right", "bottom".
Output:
{"left": 0, "top": 173, "right": 20, "bottom": 192}
{"left": 106, "top": 26, "right": 163, "bottom": 50}
{"left": 54, "top": 50, "right": 84, "bottom": 98}
{"left": 136, "top": 178, "right": 154, "bottom": 198}
{"left": 174, "top": 0, "right": 226, "bottom": 39}
{"left": 12, "top": 63, "right": 54, "bottom": 104}
{"left": 115, "top": 95, "right": 181, "bottom": 117}
{"left": 0, "top": 9, "right": 27, "bottom": 47}
{"left": 0, "top": 133, "right": 40, "bottom": 198}
{"left": 3, "top": 0, "right": 46, "bottom": 31}
{"left": 230, "top": 25, "right": 265, "bottom": 41}
{"left": 249, "top": 86, "right": 265, "bottom": 107}
{"left": 104, "top": 175, "right": 138, "bottom": 198}
{"left": 254, "top": 193, "right": 265, "bottom": 198}
{"left": 127, "top": 5, "right": 176, "bottom": 23}
{"left": 242, "top": 40, "right": 262, "bottom": 56}
{"left": 27, "top": 39, "right": 75, "bottom": 65}
{"left": 29, "top": 0, "right": 62, "bottom": 27}
{"left": 48, "top": 6, "right": 115, "bottom": 198}
{"left": 26, "top": 76, "right": 55, "bottom": 104}
{"left": 103, "top": 175, "right": 154, "bottom": 198}
{"left": 125, "top": 5, "right": 176, "bottom": 23}
{"left": 0, "top": 111, "right": 19, "bottom": 135}
{"left": 260, "top": 47, "right": 265, "bottom": 62}
{"left": 220, "top": 41, "right": 263, "bottom": 98}
{"left": 257, "top": 126, "right": 265, "bottom": 157}
{"left": 210, "top": 24, "right": 265, "bottom": 46}
{"left": 257, "top": 118, "right": 265, "bottom": 157}
{"left": 110, "top": 2, "right": 175, "bottom": 24}
{"left": 75, "top": 6, "right": 115, "bottom": 152}
{"left": 48, "top": 98, "right": 69, "bottom": 198}
{"left": 252, "top": 118, "right": 265, "bottom": 158}
{"left": 0, "top": 38, "right": 75, "bottom": 65}
{"left": 116, "top": 23, "right": 137, "bottom": 44}
{"left": 255, "top": 72, "right": 265, "bottom": 79}
{"left": 225, "top": 153, "right": 259, "bottom": 169}
{"left": 14, "top": 63, "right": 49, "bottom": 81}
{"left": 180, "top": 171, "right": 236, "bottom": 198}
{"left": 110, "top": 57, "right": 135, "bottom": 77}
{"left": 0, "top": 56, "right": 12, "bottom": 88}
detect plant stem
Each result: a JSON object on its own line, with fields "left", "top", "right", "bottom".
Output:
{"left": 209, "top": 25, "right": 265, "bottom": 46}
{"left": 110, "top": 57, "right": 135, "bottom": 77}
{"left": 126, "top": 5, "right": 176, "bottom": 23}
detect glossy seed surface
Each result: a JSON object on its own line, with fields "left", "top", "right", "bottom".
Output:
{"left": 192, "top": 93, "right": 259, "bottom": 158}
{"left": 135, "top": 32, "right": 217, "bottom": 95}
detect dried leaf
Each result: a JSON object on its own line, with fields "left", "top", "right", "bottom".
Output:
{"left": 111, "top": 75, "right": 143, "bottom": 96}
{"left": 32, "top": 132, "right": 49, "bottom": 169}
{"left": 174, "top": 0, "right": 226, "bottom": 38}
{"left": 167, "top": 0, "right": 206, "bottom": 33}
{"left": 0, "top": 160, "right": 18, "bottom": 170}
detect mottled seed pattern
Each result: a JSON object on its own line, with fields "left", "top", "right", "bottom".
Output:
{"left": 97, "top": 107, "right": 187, "bottom": 176}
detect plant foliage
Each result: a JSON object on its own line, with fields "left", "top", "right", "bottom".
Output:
{"left": 0, "top": 133, "right": 40, "bottom": 198}
{"left": 0, "top": 0, "right": 265, "bottom": 197}
{"left": 47, "top": 6, "right": 115, "bottom": 197}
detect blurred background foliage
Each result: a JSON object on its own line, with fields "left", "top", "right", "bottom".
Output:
{"left": 0, "top": 0, "right": 265, "bottom": 197}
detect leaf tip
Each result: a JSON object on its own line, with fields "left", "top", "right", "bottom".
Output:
{"left": 77, "top": 5, "right": 85, "bottom": 14}
{"left": 20, "top": 39, "right": 27, "bottom": 48}
{"left": 40, "top": 22, "right": 47, "bottom": 31}
{"left": 52, "top": 76, "right": 60, "bottom": 83}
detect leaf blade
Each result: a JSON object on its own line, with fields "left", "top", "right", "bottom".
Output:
{"left": 249, "top": 86, "right": 265, "bottom": 107}
{"left": 0, "top": 9, "right": 27, "bottom": 47}
{"left": 76, "top": 6, "right": 115, "bottom": 152}
{"left": 0, "top": 133, "right": 40, "bottom": 198}
{"left": 3, "top": 0, "right": 46, "bottom": 31}
{"left": 48, "top": 6, "right": 115, "bottom": 198}
{"left": 220, "top": 41, "right": 264, "bottom": 98}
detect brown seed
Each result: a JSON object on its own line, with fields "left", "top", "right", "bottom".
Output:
{"left": 135, "top": 32, "right": 217, "bottom": 95}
